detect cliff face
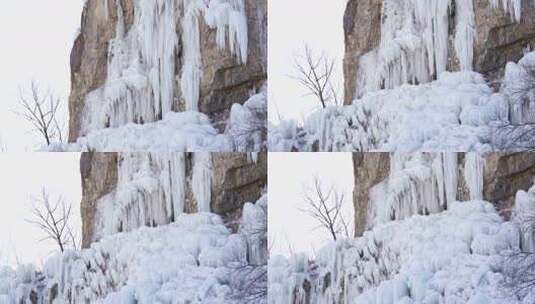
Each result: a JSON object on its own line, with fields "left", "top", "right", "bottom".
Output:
{"left": 343, "top": 0, "right": 535, "bottom": 104}
{"left": 352, "top": 152, "right": 535, "bottom": 236}
{"left": 79, "top": 152, "right": 267, "bottom": 247}
{"left": 69, "top": 0, "right": 267, "bottom": 141}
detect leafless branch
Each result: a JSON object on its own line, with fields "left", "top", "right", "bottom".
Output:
{"left": 26, "top": 188, "right": 78, "bottom": 252}
{"left": 300, "top": 176, "right": 351, "bottom": 241}
{"left": 13, "top": 81, "right": 65, "bottom": 146}
{"left": 292, "top": 45, "right": 340, "bottom": 109}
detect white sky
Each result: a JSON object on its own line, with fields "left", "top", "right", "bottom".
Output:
{"left": 268, "top": 153, "right": 354, "bottom": 257}
{"left": 0, "top": 153, "right": 82, "bottom": 267}
{"left": 0, "top": 0, "right": 85, "bottom": 151}
{"left": 268, "top": 0, "right": 347, "bottom": 123}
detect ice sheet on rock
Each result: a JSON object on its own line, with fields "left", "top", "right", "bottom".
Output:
{"left": 355, "top": 0, "right": 525, "bottom": 97}
{"left": 367, "top": 153, "right": 461, "bottom": 229}
{"left": 80, "top": 0, "right": 249, "bottom": 135}
{"left": 269, "top": 201, "right": 522, "bottom": 304}
{"left": 93, "top": 153, "right": 189, "bottom": 240}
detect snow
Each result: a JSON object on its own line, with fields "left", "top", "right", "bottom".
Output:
{"left": 46, "top": 90, "right": 267, "bottom": 152}
{"left": 269, "top": 200, "right": 524, "bottom": 304}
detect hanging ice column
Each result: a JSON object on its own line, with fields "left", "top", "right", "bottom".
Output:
{"left": 81, "top": 0, "right": 249, "bottom": 134}
{"left": 367, "top": 153, "right": 459, "bottom": 228}
{"left": 95, "top": 153, "right": 187, "bottom": 239}
{"left": 81, "top": 0, "right": 180, "bottom": 135}
{"left": 464, "top": 153, "right": 485, "bottom": 200}
{"left": 181, "top": 0, "right": 249, "bottom": 111}
{"left": 354, "top": 0, "right": 526, "bottom": 99}
{"left": 192, "top": 152, "right": 213, "bottom": 212}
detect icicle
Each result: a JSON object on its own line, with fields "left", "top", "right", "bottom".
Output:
{"left": 192, "top": 152, "right": 213, "bottom": 212}
{"left": 464, "top": 153, "right": 485, "bottom": 200}
{"left": 489, "top": 0, "right": 523, "bottom": 22}
{"left": 455, "top": 0, "right": 476, "bottom": 71}
{"left": 443, "top": 153, "right": 459, "bottom": 205}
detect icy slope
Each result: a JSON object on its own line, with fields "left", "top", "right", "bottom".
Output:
{"left": 270, "top": 52, "right": 535, "bottom": 152}
{"left": 49, "top": 90, "right": 267, "bottom": 152}
{"left": 1, "top": 195, "right": 267, "bottom": 304}
{"left": 270, "top": 71, "right": 506, "bottom": 152}
{"left": 269, "top": 200, "right": 528, "bottom": 304}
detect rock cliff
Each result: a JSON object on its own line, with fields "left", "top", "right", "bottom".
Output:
{"left": 343, "top": 0, "right": 535, "bottom": 104}
{"left": 352, "top": 152, "right": 535, "bottom": 236}
{"left": 79, "top": 152, "right": 267, "bottom": 247}
{"left": 69, "top": 0, "right": 267, "bottom": 141}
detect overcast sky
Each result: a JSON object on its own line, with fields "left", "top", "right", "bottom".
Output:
{"left": 268, "top": 0, "right": 347, "bottom": 123}
{"left": 268, "top": 153, "right": 354, "bottom": 257}
{"left": 0, "top": 153, "right": 81, "bottom": 267}
{"left": 0, "top": 0, "right": 85, "bottom": 151}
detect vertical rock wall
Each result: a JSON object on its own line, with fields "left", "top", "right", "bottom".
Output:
{"left": 79, "top": 152, "right": 267, "bottom": 247}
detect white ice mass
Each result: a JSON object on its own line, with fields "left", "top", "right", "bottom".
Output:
{"left": 269, "top": 2, "right": 535, "bottom": 152}
{"left": 0, "top": 195, "right": 267, "bottom": 304}
{"left": 269, "top": 200, "right": 529, "bottom": 304}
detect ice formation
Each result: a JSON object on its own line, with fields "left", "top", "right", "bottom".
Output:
{"left": 513, "top": 186, "right": 535, "bottom": 253}
{"left": 193, "top": 152, "right": 213, "bottom": 212}
{"left": 47, "top": 90, "right": 267, "bottom": 152}
{"left": 269, "top": 200, "right": 524, "bottom": 304}
{"left": 356, "top": 0, "right": 526, "bottom": 97}
{"left": 367, "top": 153, "right": 460, "bottom": 229}
{"left": 79, "top": 0, "right": 249, "bottom": 136}
{"left": 270, "top": 71, "right": 507, "bottom": 152}
{"left": 464, "top": 152, "right": 486, "bottom": 200}
{"left": 94, "top": 153, "right": 189, "bottom": 239}
{"left": 0, "top": 208, "right": 266, "bottom": 303}
{"left": 0, "top": 188, "right": 267, "bottom": 304}
{"left": 502, "top": 52, "right": 535, "bottom": 125}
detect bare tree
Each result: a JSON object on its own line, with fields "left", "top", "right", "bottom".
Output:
{"left": 14, "top": 81, "right": 65, "bottom": 146}
{"left": 26, "top": 188, "right": 78, "bottom": 252}
{"left": 300, "top": 176, "right": 351, "bottom": 241}
{"left": 293, "top": 45, "right": 340, "bottom": 108}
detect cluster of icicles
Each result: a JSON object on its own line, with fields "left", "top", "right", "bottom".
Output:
{"left": 367, "top": 152, "right": 485, "bottom": 229}
{"left": 81, "top": 0, "right": 248, "bottom": 136}
{"left": 356, "top": 0, "right": 526, "bottom": 98}
{"left": 95, "top": 152, "right": 213, "bottom": 240}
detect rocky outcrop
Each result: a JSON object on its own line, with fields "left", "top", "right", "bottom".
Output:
{"left": 79, "top": 152, "right": 266, "bottom": 247}
{"left": 352, "top": 152, "right": 535, "bottom": 235}
{"left": 80, "top": 152, "right": 118, "bottom": 248}
{"left": 352, "top": 153, "right": 390, "bottom": 237}
{"left": 343, "top": 0, "right": 535, "bottom": 104}
{"left": 69, "top": 0, "right": 267, "bottom": 141}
